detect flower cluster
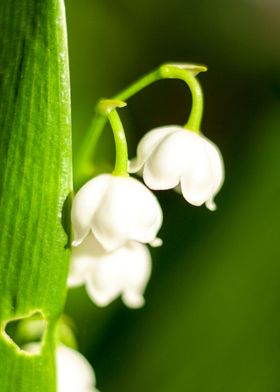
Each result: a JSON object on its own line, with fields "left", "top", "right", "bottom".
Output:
{"left": 69, "top": 174, "right": 162, "bottom": 308}
{"left": 65, "top": 63, "right": 224, "bottom": 391}
{"left": 69, "top": 129, "right": 223, "bottom": 307}
{"left": 68, "top": 64, "right": 224, "bottom": 313}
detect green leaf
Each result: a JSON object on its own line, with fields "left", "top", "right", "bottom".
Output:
{"left": 0, "top": 0, "right": 72, "bottom": 391}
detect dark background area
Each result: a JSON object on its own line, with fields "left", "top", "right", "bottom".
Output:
{"left": 65, "top": 0, "right": 280, "bottom": 391}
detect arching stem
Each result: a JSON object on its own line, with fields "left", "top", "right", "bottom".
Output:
{"left": 98, "top": 99, "right": 129, "bottom": 177}
{"left": 75, "top": 63, "right": 207, "bottom": 184}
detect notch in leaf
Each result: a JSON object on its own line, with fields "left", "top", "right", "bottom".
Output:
{"left": 3, "top": 311, "right": 47, "bottom": 355}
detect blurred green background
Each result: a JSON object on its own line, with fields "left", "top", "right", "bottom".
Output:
{"left": 64, "top": 0, "right": 280, "bottom": 391}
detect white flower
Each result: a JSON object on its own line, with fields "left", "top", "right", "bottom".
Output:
{"left": 68, "top": 234, "right": 152, "bottom": 308}
{"left": 129, "top": 125, "right": 224, "bottom": 210}
{"left": 56, "top": 345, "right": 99, "bottom": 392}
{"left": 71, "top": 173, "right": 162, "bottom": 251}
{"left": 24, "top": 344, "right": 99, "bottom": 392}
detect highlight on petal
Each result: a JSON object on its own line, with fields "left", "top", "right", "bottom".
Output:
{"left": 68, "top": 235, "right": 151, "bottom": 309}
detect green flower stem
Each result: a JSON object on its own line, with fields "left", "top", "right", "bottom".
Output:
{"left": 107, "top": 109, "right": 129, "bottom": 177}
{"left": 74, "top": 69, "right": 162, "bottom": 184}
{"left": 74, "top": 115, "right": 107, "bottom": 182}
{"left": 160, "top": 64, "right": 204, "bottom": 132}
{"left": 98, "top": 99, "right": 129, "bottom": 177}
{"left": 116, "top": 69, "right": 162, "bottom": 101}
{"left": 75, "top": 63, "right": 206, "bottom": 184}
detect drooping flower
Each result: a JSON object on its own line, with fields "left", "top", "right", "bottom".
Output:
{"left": 68, "top": 234, "right": 152, "bottom": 308}
{"left": 71, "top": 173, "right": 163, "bottom": 251}
{"left": 24, "top": 344, "right": 99, "bottom": 392}
{"left": 129, "top": 125, "right": 224, "bottom": 210}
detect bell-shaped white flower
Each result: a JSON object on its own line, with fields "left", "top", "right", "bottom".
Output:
{"left": 24, "top": 344, "right": 99, "bottom": 392}
{"left": 68, "top": 234, "right": 152, "bottom": 308}
{"left": 57, "top": 345, "right": 99, "bottom": 392}
{"left": 129, "top": 125, "right": 224, "bottom": 210}
{"left": 71, "top": 173, "right": 162, "bottom": 251}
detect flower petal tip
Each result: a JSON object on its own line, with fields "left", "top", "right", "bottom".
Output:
{"left": 67, "top": 276, "right": 78, "bottom": 288}
{"left": 86, "top": 288, "right": 113, "bottom": 308}
{"left": 72, "top": 239, "right": 82, "bottom": 247}
{"left": 123, "top": 292, "right": 145, "bottom": 308}
{"left": 128, "top": 159, "right": 140, "bottom": 173}
{"left": 150, "top": 237, "right": 163, "bottom": 247}
{"left": 206, "top": 199, "right": 217, "bottom": 211}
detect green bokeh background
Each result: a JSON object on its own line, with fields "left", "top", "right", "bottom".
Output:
{"left": 64, "top": 0, "right": 280, "bottom": 391}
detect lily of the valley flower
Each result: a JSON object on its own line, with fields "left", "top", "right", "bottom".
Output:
{"left": 25, "top": 344, "right": 99, "bottom": 392}
{"left": 129, "top": 125, "right": 224, "bottom": 210}
{"left": 71, "top": 173, "right": 163, "bottom": 251}
{"left": 68, "top": 234, "right": 151, "bottom": 308}
{"left": 57, "top": 345, "right": 99, "bottom": 392}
